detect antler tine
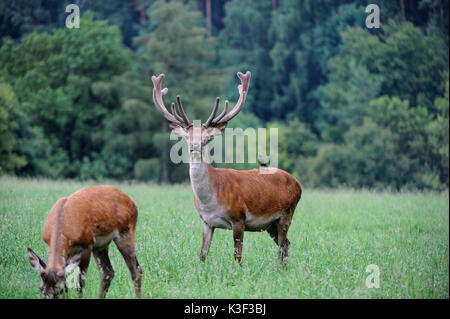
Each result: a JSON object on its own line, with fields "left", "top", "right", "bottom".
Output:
{"left": 204, "top": 97, "right": 220, "bottom": 127}
{"left": 152, "top": 87, "right": 177, "bottom": 123}
{"left": 212, "top": 100, "right": 229, "bottom": 124}
{"left": 151, "top": 74, "right": 182, "bottom": 125}
{"left": 176, "top": 96, "right": 191, "bottom": 126}
{"left": 214, "top": 71, "right": 251, "bottom": 124}
{"left": 171, "top": 102, "right": 185, "bottom": 123}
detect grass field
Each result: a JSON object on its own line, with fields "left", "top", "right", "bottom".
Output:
{"left": 0, "top": 177, "right": 448, "bottom": 299}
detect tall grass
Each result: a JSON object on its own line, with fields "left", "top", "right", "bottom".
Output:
{"left": 0, "top": 177, "right": 448, "bottom": 298}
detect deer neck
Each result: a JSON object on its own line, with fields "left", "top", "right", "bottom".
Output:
{"left": 189, "top": 145, "right": 216, "bottom": 205}
{"left": 47, "top": 199, "right": 69, "bottom": 271}
{"left": 48, "top": 238, "right": 68, "bottom": 272}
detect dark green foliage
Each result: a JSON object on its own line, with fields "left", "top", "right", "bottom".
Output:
{"left": 307, "top": 21, "right": 449, "bottom": 190}
{"left": 134, "top": 158, "right": 161, "bottom": 182}
{"left": 318, "top": 59, "right": 383, "bottom": 142}
{"left": 0, "top": 0, "right": 65, "bottom": 41}
{"left": 98, "top": 71, "right": 161, "bottom": 180}
{"left": 0, "top": 79, "right": 25, "bottom": 173}
{"left": 0, "top": 1, "right": 448, "bottom": 190}
{"left": 303, "top": 78, "right": 449, "bottom": 190}
{"left": 80, "top": 0, "right": 153, "bottom": 47}
{"left": 332, "top": 21, "right": 448, "bottom": 109}
{"left": 0, "top": 13, "right": 131, "bottom": 178}
{"left": 268, "top": 1, "right": 366, "bottom": 126}
{"left": 218, "top": 0, "right": 273, "bottom": 120}
{"left": 274, "top": 118, "right": 318, "bottom": 176}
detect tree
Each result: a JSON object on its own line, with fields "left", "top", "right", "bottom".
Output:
{"left": 425, "top": 74, "right": 449, "bottom": 188}
{"left": 335, "top": 21, "right": 448, "bottom": 111}
{"left": 0, "top": 13, "right": 131, "bottom": 178}
{"left": 318, "top": 58, "right": 383, "bottom": 143}
{"left": 81, "top": 0, "right": 154, "bottom": 47}
{"left": 269, "top": 1, "right": 366, "bottom": 127}
{"left": 271, "top": 118, "right": 318, "bottom": 176}
{"left": 0, "top": 79, "right": 25, "bottom": 174}
{"left": 98, "top": 71, "right": 163, "bottom": 180}
{"left": 218, "top": 0, "right": 273, "bottom": 120}
{"left": 0, "top": 0, "right": 65, "bottom": 42}
{"left": 308, "top": 91, "right": 449, "bottom": 190}
{"left": 133, "top": 0, "right": 224, "bottom": 182}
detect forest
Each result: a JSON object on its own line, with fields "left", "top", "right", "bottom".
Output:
{"left": 0, "top": 0, "right": 448, "bottom": 190}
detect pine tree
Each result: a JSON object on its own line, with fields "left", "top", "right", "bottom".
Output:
{"left": 0, "top": 13, "right": 131, "bottom": 178}
{"left": 133, "top": 0, "right": 224, "bottom": 182}
{"left": 218, "top": 0, "right": 273, "bottom": 120}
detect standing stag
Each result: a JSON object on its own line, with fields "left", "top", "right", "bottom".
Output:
{"left": 151, "top": 71, "right": 302, "bottom": 266}
{"left": 27, "top": 186, "right": 142, "bottom": 298}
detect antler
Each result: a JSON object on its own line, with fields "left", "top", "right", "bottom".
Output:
{"left": 212, "top": 100, "right": 229, "bottom": 123}
{"left": 176, "top": 96, "right": 191, "bottom": 126}
{"left": 151, "top": 74, "right": 191, "bottom": 127}
{"left": 204, "top": 97, "right": 220, "bottom": 127}
{"left": 170, "top": 102, "right": 185, "bottom": 123}
{"left": 210, "top": 71, "right": 251, "bottom": 126}
{"left": 152, "top": 72, "right": 250, "bottom": 128}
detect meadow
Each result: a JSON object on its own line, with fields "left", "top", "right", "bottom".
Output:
{"left": 0, "top": 177, "right": 448, "bottom": 299}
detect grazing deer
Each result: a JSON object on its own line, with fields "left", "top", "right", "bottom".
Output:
{"left": 27, "top": 186, "right": 142, "bottom": 298}
{"left": 150, "top": 71, "right": 302, "bottom": 266}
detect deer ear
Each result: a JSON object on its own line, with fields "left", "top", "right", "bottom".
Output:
{"left": 27, "top": 248, "right": 46, "bottom": 273}
{"left": 206, "top": 123, "right": 227, "bottom": 137}
{"left": 168, "top": 122, "right": 189, "bottom": 138}
{"left": 64, "top": 251, "right": 82, "bottom": 274}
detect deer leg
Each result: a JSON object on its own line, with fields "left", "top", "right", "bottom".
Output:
{"left": 232, "top": 219, "right": 245, "bottom": 265}
{"left": 77, "top": 248, "right": 92, "bottom": 297}
{"left": 268, "top": 222, "right": 291, "bottom": 248}
{"left": 114, "top": 230, "right": 142, "bottom": 299}
{"left": 277, "top": 209, "right": 294, "bottom": 269}
{"left": 267, "top": 221, "right": 279, "bottom": 246}
{"left": 200, "top": 222, "right": 215, "bottom": 262}
{"left": 93, "top": 247, "right": 115, "bottom": 298}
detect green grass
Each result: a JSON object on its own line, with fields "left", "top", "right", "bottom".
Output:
{"left": 0, "top": 177, "right": 448, "bottom": 299}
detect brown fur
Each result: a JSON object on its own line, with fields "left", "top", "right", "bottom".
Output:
{"left": 205, "top": 164, "right": 301, "bottom": 266}
{"left": 42, "top": 186, "right": 137, "bottom": 269}
{"left": 208, "top": 165, "right": 302, "bottom": 220}
{"left": 35, "top": 185, "right": 142, "bottom": 298}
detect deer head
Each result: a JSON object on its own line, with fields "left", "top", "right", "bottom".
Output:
{"left": 27, "top": 247, "right": 82, "bottom": 298}
{"left": 151, "top": 71, "right": 251, "bottom": 157}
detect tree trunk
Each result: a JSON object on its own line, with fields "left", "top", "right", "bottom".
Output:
{"left": 205, "top": 0, "right": 212, "bottom": 34}
{"left": 197, "top": 0, "right": 204, "bottom": 11}
{"left": 272, "top": 0, "right": 277, "bottom": 11}
{"left": 400, "top": 0, "right": 406, "bottom": 20}
{"left": 139, "top": 4, "right": 147, "bottom": 30}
